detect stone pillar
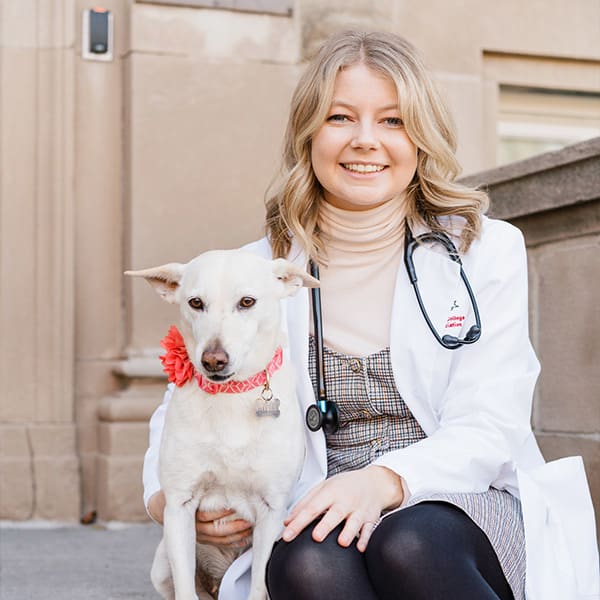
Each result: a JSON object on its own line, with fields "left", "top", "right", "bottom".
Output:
{"left": 73, "top": 0, "right": 130, "bottom": 519}
{"left": 0, "top": 0, "right": 79, "bottom": 520}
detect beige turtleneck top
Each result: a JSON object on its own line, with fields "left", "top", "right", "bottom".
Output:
{"left": 316, "top": 198, "right": 407, "bottom": 357}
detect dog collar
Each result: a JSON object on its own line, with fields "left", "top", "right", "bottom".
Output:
{"left": 159, "top": 325, "right": 283, "bottom": 394}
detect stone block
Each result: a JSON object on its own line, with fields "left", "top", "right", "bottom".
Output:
{"left": 29, "top": 424, "right": 77, "bottom": 456}
{"left": 96, "top": 455, "right": 148, "bottom": 522}
{"left": 32, "top": 456, "right": 80, "bottom": 520}
{"left": 77, "top": 399, "right": 100, "bottom": 454}
{"left": 2, "top": 0, "right": 75, "bottom": 49}
{"left": 0, "top": 458, "right": 34, "bottom": 520}
{"left": 512, "top": 202, "right": 600, "bottom": 248}
{"left": 2, "top": 0, "right": 37, "bottom": 48}
{"left": 437, "top": 74, "right": 490, "bottom": 175}
{"left": 301, "top": 0, "right": 396, "bottom": 60}
{"left": 537, "top": 434, "right": 600, "bottom": 540}
{"left": 75, "top": 360, "right": 121, "bottom": 399}
{"left": 0, "top": 48, "right": 38, "bottom": 423}
{"left": 131, "top": 2, "right": 298, "bottom": 63}
{"left": 98, "top": 422, "right": 150, "bottom": 456}
{"left": 24, "top": 425, "right": 81, "bottom": 520}
{"left": 534, "top": 240, "right": 600, "bottom": 433}
{"left": 97, "top": 388, "right": 164, "bottom": 423}
{"left": 0, "top": 425, "right": 29, "bottom": 456}
{"left": 128, "top": 55, "right": 299, "bottom": 350}
{"left": 75, "top": 3, "right": 125, "bottom": 363}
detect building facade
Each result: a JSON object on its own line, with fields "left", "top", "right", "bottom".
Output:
{"left": 0, "top": 0, "right": 598, "bottom": 523}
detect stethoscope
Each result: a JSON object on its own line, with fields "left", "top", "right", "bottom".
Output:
{"left": 305, "top": 225, "right": 482, "bottom": 434}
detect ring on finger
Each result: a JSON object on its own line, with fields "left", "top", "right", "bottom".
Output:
{"left": 358, "top": 521, "right": 377, "bottom": 536}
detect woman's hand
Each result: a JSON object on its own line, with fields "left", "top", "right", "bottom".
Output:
{"left": 282, "top": 466, "right": 404, "bottom": 552}
{"left": 147, "top": 490, "right": 253, "bottom": 547}
{"left": 194, "top": 509, "right": 253, "bottom": 547}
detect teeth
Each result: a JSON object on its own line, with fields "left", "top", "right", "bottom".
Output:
{"left": 342, "top": 163, "right": 385, "bottom": 173}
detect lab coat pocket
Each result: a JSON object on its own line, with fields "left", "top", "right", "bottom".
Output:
{"left": 518, "top": 457, "right": 599, "bottom": 600}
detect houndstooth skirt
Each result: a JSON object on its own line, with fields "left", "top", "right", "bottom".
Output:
{"left": 308, "top": 337, "right": 526, "bottom": 600}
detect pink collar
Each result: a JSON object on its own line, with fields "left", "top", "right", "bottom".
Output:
{"left": 159, "top": 325, "right": 283, "bottom": 395}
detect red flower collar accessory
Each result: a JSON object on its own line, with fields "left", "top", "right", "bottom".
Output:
{"left": 159, "top": 325, "right": 283, "bottom": 395}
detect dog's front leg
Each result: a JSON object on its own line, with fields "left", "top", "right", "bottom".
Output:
{"left": 248, "top": 504, "right": 287, "bottom": 600}
{"left": 164, "top": 494, "right": 199, "bottom": 600}
{"left": 151, "top": 538, "right": 175, "bottom": 599}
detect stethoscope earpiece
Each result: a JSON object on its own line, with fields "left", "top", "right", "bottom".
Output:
{"left": 442, "top": 326, "right": 480, "bottom": 347}
{"left": 464, "top": 325, "right": 481, "bottom": 343}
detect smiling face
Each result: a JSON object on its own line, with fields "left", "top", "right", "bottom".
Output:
{"left": 310, "top": 63, "right": 418, "bottom": 211}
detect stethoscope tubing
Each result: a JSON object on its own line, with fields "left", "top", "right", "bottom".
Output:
{"left": 404, "top": 226, "right": 481, "bottom": 349}
{"left": 309, "top": 260, "right": 327, "bottom": 412}
{"left": 306, "top": 224, "right": 482, "bottom": 433}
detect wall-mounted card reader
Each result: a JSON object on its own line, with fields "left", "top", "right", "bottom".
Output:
{"left": 82, "top": 8, "right": 114, "bottom": 62}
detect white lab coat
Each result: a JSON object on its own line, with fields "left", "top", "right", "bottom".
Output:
{"left": 143, "top": 216, "right": 599, "bottom": 600}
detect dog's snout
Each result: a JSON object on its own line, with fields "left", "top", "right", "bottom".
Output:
{"left": 201, "top": 347, "right": 229, "bottom": 373}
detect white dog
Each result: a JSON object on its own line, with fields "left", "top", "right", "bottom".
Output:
{"left": 126, "top": 250, "right": 318, "bottom": 600}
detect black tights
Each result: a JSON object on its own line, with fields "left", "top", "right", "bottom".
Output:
{"left": 267, "top": 502, "right": 514, "bottom": 600}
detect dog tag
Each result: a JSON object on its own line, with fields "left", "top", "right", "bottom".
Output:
{"left": 255, "top": 396, "right": 281, "bottom": 417}
{"left": 255, "top": 385, "right": 281, "bottom": 418}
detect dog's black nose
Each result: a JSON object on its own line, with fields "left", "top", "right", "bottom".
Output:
{"left": 201, "top": 348, "right": 229, "bottom": 373}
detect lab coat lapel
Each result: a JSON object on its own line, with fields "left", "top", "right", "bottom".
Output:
{"left": 390, "top": 236, "right": 465, "bottom": 433}
{"left": 284, "top": 243, "right": 328, "bottom": 489}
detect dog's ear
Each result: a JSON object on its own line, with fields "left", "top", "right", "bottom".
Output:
{"left": 272, "top": 259, "right": 320, "bottom": 297}
{"left": 125, "top": 263, "right": 185, "bottom": 304}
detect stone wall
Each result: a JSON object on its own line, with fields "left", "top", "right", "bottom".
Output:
{"left": 462, "top": 137, "right": 600, "bottom": 528}
{"left": 1, "top": 0, "right": 598, "bottom": 524}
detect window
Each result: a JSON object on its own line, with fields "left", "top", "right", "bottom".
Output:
{"left": 497, "top": 86, "right": 600, "bottom": 165}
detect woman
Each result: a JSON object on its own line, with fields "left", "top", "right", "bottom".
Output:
{"left": 143, "top": 31, "right": 599, "bottom": 600}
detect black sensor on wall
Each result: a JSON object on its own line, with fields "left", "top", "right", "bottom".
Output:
{"left": 89, "top": 8, "right": 109, "bottom": 54}
{"left": 82, "top": 7, "right": 113, "bottom": 62}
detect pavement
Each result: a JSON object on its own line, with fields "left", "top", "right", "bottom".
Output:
{"left": 0, "top": 522, "right": 162, "bottom": 600}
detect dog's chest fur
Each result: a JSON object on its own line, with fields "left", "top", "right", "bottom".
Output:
{"left": 158, "top": 365, "right": 304, "bottom": 522}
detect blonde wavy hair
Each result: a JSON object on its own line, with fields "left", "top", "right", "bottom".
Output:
{"left": 265, "top": 30, "right": 489, "bottom": 261}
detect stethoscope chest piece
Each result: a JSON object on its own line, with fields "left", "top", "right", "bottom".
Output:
{"left": 306, "top": 404, "right": 323, "bottom": 431}
{"left": 306, "top": 399, "right": 339, "bottom": 434}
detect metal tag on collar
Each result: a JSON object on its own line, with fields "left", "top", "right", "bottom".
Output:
{"left": 255, "top": 368, "right": 280, "bottom": 418}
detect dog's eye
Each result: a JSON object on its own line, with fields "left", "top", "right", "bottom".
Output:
{"left": 238, "top": 296, "right": 256, "bottom": 309}
{"left": 188, "top": 297, "right": 204, "bottom": 311}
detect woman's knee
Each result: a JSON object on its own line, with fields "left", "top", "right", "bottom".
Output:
{"left": 366, "top": 502, "right": 471, "bottom": 576}
{"left": 266, "top": 525, "right": 339, "bottom": 598}
{"left": 267, "top": 520, "right": 377, "bottom": 600}
{"left": 365, "top": 503, "right": 513, "bottom": 600}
